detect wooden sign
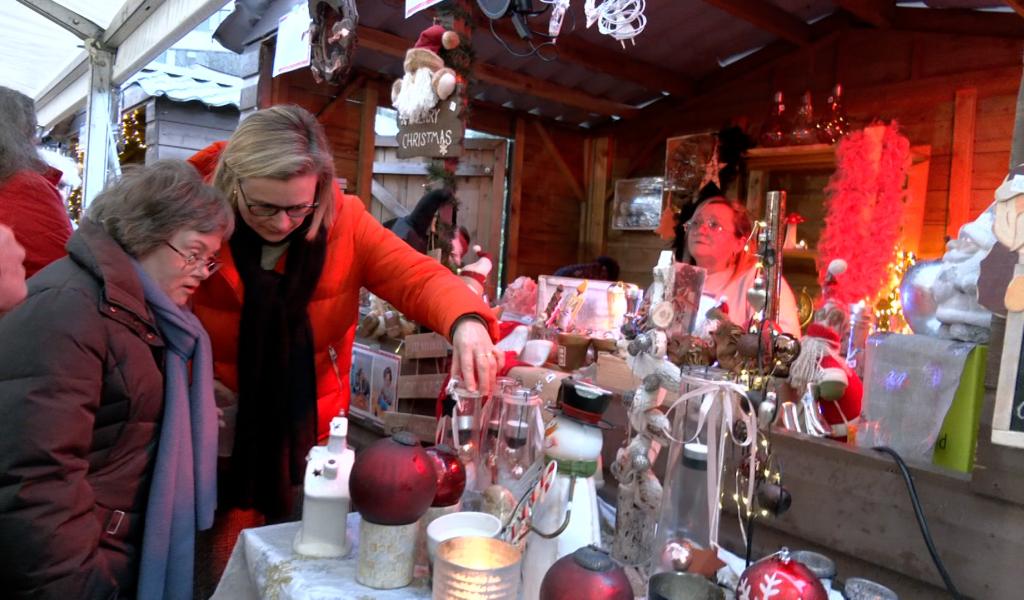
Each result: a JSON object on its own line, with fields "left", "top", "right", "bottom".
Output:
{"left": 993, "top": 260, "right": 1024, "bottom": 448}
{"left": 395, "top": 95, "right": 464, "bottom": 159}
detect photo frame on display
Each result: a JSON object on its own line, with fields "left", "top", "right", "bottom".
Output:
{"left": 993, "top": 262, "right": 1024, "bottom": 449}
{"left": 350, "top": 343, "right": 402, "bottom": 426}
{"left": 612, "top": 177, "right": 664, "bottom": 231}
{"left": 666, "top": 262, "right": 707, "bottom": 339}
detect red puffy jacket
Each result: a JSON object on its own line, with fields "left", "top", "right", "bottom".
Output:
{"left": 188, "top": 142, "right": 498, "bottom": 438}
{"left": 0, "top": 168, "right": 71, "bottom": 276}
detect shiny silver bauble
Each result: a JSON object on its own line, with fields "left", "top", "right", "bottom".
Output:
{"left": 899, "top": 259, "right": 943, "bottom": 337}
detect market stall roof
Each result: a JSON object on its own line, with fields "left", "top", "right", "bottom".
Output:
{"left": 228, "top": 0, "right": 1022, "bottom": 129}
{"left": 122, "top": 62, "right": 242, "bottom": 108}
{"left": 2, "top": 0, "right": 229, "bottom": 127}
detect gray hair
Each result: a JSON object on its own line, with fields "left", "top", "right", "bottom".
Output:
{"left": 87, "top": 160, "right": 234, "bottom": 258}
{"left": 0, "top": 86, "right": 46, "bottom": 181}
{"left": 212, "top": 105, "right": 337, "bottom": 241}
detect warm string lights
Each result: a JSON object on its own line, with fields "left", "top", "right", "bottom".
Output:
{"left": 873, "top": 246, "right": 916, "bottom": 333}
{"left": 65, "top": 108, "right": 147, "bottom": 223}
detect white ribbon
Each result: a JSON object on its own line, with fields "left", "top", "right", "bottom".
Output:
{"left": 662, "top": 374, "right": 757, "bottom": 550}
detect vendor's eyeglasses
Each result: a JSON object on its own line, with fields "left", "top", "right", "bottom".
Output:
{"left": 164, "top": 241, "right": 222, "bottom": 274}
{"left": 237, "top": 181, "right": 319, "bottom": 218}
{"left": 683, "top": 218, "right": 726, "bottom": 234}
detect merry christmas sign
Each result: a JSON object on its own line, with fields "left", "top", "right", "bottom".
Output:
{"left": 395, "top": 94, "right": 464, "bottom": 159}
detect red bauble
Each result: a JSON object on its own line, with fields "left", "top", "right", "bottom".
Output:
{"left": 425, "top": 445, "right": 466, "bottom": 507}
{"left": 540, "top": 545, "right": 632, "bottom": 600}
{"left": 350, "top": 431, "right": 437, "bottom": 525}
{"left": 737, "top": 550, "right": 828, "bottom": 600}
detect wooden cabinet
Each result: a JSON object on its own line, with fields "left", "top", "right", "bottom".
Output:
{"left": 743, "top": 143, "right": 932, "bottom": 308}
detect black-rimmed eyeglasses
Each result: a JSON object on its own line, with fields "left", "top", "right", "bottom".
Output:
{"left": 164, "top": 241, "right": 222, "bottom": 274}
{"left": 236, "top": 182, "right": 319, "bottom": 218}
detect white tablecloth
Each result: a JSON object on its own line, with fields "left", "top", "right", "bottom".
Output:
{"left": 212, "top": 513, "right": 431, "bottom": 600}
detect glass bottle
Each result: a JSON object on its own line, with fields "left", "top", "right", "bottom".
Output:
{"left": 449, "top": 387, "right": 482, "bottom": 493}
{"left": 819, "top": 83, "right": 849, "bottom": 143}
{"left": 651, "top": 442, "right": 710, "bottom": 575}
{"left": 759, "top": 91, "right": 788, "bottom": 148}
{"left": 787, "top": 90, "right": 820, "bottom": 145}
{"left": 477, "top": 378, "right": 518, "bottom": 490}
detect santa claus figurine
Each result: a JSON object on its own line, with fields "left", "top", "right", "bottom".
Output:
{"left": 787, "top": 322, "right": 863, "bottom": 441}
{"left": 391, "top": 24, "right": 459, "bottom": 123}
{"left": 459, "top": 246, "right": 492, "bottom": 300}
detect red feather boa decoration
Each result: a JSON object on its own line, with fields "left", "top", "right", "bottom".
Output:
{"left": 818, "top": 122, "right": 910, "bottom": 305}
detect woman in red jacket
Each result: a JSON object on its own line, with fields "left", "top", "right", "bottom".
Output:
{"left": 0, "top": 87, "right": 72, "bottom": 277}
{"left": 189, "top": 105, "right": 500, "bottom": 591}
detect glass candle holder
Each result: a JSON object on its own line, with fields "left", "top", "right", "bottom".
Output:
{"left": 433, "top": 536, "right": 522, "bottom": 600}
{"left": 844, "top": 577, "right": 899, "bottom": 600}
{"left": 496, "top": 389, "right": 543, "bottom": 488}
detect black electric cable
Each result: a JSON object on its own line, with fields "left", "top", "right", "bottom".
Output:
{"left": 872, "top": 446, "right": 964, "bottom": 600}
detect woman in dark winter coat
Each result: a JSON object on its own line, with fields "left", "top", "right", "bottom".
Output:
{"left": 0, "top": 160, "right": 233, "bottom": 599}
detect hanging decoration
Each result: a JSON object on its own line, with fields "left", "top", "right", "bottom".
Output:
{"left": 584, "top": 0, "right": 648, "bottom": 46}
{"left": 816, "top": 122, "right": 911, "bottom": 307}
{"left": 307, "top": 0, "right": 359, "bottom": 85}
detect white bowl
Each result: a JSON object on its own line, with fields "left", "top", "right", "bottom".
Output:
{"left": 426, "top": 511, "right": 502, "bottom": 562}
{"left": 520, "top": 339, "right": 554, "bottom": 367}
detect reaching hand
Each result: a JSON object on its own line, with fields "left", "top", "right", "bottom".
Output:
{"left": 450, "top": 318, "right": 503, "bottom": 395}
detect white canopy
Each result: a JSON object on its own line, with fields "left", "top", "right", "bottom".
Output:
{"left": 3, "top": 0, "right": 228, "bottom": 204}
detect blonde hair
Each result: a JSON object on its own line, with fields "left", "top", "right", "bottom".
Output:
{"left": 213, "top": 105, "right": 337, "bottom": 240}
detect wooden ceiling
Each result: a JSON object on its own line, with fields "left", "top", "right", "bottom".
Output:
{"left": 340, "top": 1, "right": 1024, "bottom": 128}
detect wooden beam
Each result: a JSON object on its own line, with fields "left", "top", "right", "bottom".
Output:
{"left": 315, "top": 73, "right": 365, "bottom": 121}
{"left": 947, "top": 88, "right": 977, "bottom": 240}
{"left": 891, "top": 6, "right": 1024, "bottom": 38}
{"left": 835, "top": 0, "right": 895, "bottom": 28}
{"left": 701, "top": 0, "right": 813, "bottom": 45}
{"left": 356, "top": 81, "right": 378, "bottom": 209}
{"left": 371, "top": 179, "right": 410, "bottom": 218}
{"left": 478, "top": 16, "right": 692, "bottom": 98}
{"left": 505, "top": 118, "right": 526, "bottom": 282}
{"left": 1004, "top": 0, "right": 1024, "bottom": 19}
{"left": 582, "top": 137, "right": 611, "bottom": 261}
{"left": 357, "top": 25, "right": 638, "bottom": 118}
{"left": 373, "top": 161, "right": 491, "bottom": 177}
{"left": 531, "top": 121, "right": 584, "bottom": 202}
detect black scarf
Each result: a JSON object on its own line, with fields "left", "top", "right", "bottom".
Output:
{"left": 226, "top": 215, "right": 326, "bottom": 520}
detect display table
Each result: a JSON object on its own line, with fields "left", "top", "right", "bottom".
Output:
{"left": 211, "top": 513, "right": 431, "bottom": 600}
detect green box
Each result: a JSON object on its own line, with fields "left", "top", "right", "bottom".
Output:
{"left": 932, "top": 345, "right": 987, "bottom": 473}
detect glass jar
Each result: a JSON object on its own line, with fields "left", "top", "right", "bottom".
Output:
{"left": 844, "top": 577, "right": 898, "bottom": 600}
{"left": 496, "top": 388, "right": 543, "bottom": 488}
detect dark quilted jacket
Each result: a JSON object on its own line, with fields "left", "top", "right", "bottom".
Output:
{"left": 0, "top": 220, "right": 165, "bottom": 599}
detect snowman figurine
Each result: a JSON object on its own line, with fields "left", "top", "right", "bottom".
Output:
{"left": 522, "top": 378, "right": 614, "bottom": 600}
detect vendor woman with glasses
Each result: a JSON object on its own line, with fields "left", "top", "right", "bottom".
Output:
{"left": 682, "top": 196, "right": 800, "bottom": 337}
{"left": 186, "top": 105, "right": 501, "bottom": 591}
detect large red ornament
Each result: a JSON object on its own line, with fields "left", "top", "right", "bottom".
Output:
{"left": 539, "top": 545, "right": 632, "bottom": 600}
{"left": 350, "top": 431, "right": 437, "bottom": 525}
{"left": 736, "top": 549, "right": 827, "bottom": 600}
{"left": 425, "top": 444, "right": 466, "bottom": 507}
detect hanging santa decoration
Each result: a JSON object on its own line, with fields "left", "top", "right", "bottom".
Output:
{"left": 391, "top": 24, "right": 459, "bottom": 124}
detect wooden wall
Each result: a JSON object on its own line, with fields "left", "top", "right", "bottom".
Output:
{"left": 139, "top": 97, "right": 239, "bottom": 163}
{"left": 604, "top": 29, "right": 1024, "bottom": 283}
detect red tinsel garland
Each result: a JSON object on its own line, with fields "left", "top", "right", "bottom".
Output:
{"left": 817, "top": 122, "right": 910, "bottom": 306}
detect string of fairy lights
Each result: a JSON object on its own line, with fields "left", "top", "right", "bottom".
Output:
{"left": 65, "top": 107, "right": 147, "bottom": 223}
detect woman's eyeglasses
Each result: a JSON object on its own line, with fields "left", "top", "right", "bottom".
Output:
{"left": 237, "top": 182, "right": 319, "bottom": 218}
{"left": 164, "top": 241, "right": 222, "bottom": 274}
{"left": 683, "top": 219, "right": 726, "bottom": 234}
